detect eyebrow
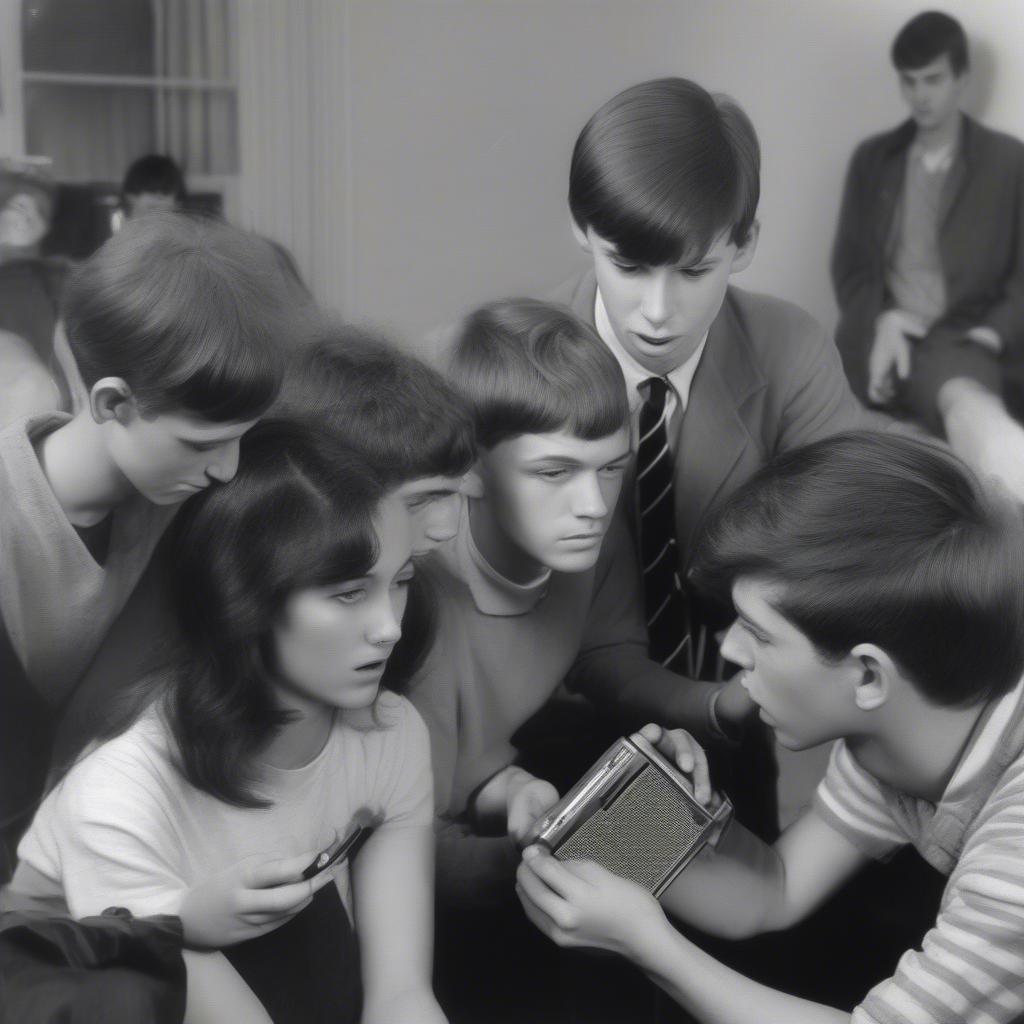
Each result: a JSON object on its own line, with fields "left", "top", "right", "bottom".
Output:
{"left": 732, "top": 599, "right": 773, "bottom": 639}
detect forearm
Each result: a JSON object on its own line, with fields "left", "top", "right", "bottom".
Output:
{"left": 659, "top": 819, "right": 788, "bottom": 939}
{"left": 363, "top": 985, "right": 447, "bottom": 1024}
{"left": 182, "top": 950, "right": 273, "bottom": 1024}
{"left": 633, "top": 916, "right": 849, "bottom": 1024}
{"left": 568, "top": 647, "right": 717, "bottom": 740}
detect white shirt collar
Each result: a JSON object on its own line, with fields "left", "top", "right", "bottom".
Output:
{"left": 594, "top": 286, "right": 708, "bottom": 414}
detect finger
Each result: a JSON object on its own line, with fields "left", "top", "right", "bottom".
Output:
{"left": 238, "top": 877, "right": 316, "bottom": 916}
{"left": 244, "top": 849, "right": 322, "bottom": 889}
{"left": 520, "top": 846, "right": 589, "bottom": 901}
{"left": 638, "top": 721, "right": 662, "bottom": 740}
{"left": 895, "top": 340, "right": 912, "bottom": 381}
{"left": 516, "top": 882, "right": 574, "bottom": 948}
{"left": 516, "top": 860, "right": 579, "bottom": 932}
{"left": 242, "top": 892, "right": 315, "bottom": 928}
{"left": 690, "top": 740, "right": 712, "bottom": 806}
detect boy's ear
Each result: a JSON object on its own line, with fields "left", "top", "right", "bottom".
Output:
{"left": 89, "top": 377, "right": 136, "bottom": 426}
{"left": 460, "top": 466, "right": 486, "bottom": 499}
{"left": 730, "top": 220, "right": 760, "bottom": 275}
{"left": 569, "top": 216, "right": 592, "bottom": 254}
{"left": 849, "top": 643, "right": 897, "bottom": 711}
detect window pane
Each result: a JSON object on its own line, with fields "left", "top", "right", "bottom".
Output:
{"left": 22, "top": 0, "right": 154, "bottom": 77}
{"left": 162, "top": 88, "right": 238, "bottom": 175}
{"left": 24, "top": 83, "right": 155, "bottom": 181}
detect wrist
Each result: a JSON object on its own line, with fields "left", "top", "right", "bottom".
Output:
{"left": 937, "top": 375, "right": 999, "bottom": 422}
{"left": 706, "top": 687, "right": 742, "bottom": 745}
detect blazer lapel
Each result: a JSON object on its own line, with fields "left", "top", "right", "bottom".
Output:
{"left": 674, "top": 298, "right": 766, "bottom": 563}
{"left": 938, "top": 115, "right": 973, "bottom": 229}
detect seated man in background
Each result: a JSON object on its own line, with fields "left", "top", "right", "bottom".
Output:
{"left": 519, "top": 431, "right": 1024, "bottom": 1024}
{"left": 832, "top": 11, "right": 1024, "bottom": 499}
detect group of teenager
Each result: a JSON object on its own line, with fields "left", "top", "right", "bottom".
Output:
{"left": 1, "top": 9, "right": 1023, "bottom": 1024}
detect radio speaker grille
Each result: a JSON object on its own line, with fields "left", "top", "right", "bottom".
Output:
{"left": 555, "top": 763, "right": 706, "bottom": 891}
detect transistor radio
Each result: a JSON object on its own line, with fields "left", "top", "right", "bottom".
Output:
{"left": 526, "top": 733, "right": 733, "bottom": 896}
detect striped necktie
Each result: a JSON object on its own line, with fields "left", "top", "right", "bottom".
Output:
{"left": 637, "top": 376, "right": 717, "bottom": 678}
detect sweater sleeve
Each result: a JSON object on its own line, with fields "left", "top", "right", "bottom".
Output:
{"left": 565, "top": 512, "right": 717, "bottom": 739}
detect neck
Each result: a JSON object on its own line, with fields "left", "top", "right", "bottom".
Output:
{"left": 37, "top": 413, "right": 135, "bottom": 526}
{"left": 916, "top": 110, "right": 961, "bottom": 153}
{"left": 468, "top": 496, "right": 545, "bottom": 584}
{"left": 848, "top": 694, "right": 986, "bottom": 802}
{"left": 261, "top": 694, "right": 334, "bottom": 770}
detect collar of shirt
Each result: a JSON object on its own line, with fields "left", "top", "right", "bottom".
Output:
{"left": 452, "top": 497, "right": 551, "bottom": 616}
{"left": 912, "top": 117, "right": 961, "bottom": 174}
{"left": 942, "top": 671, "right": 1024, "bottom": 802}
{"left": 594, "top": 286, "right": 708, "bottom": 422}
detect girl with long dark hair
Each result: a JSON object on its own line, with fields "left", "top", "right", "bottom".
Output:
{"left": 6, "top": 420, "right": 445, "bottom": 1024}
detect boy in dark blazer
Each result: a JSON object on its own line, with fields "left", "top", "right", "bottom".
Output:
{"left": 832, "top": 11, "right": 1024, "bottom": 499}
{"left": 552, "top": 77, "right": 885, "bottom": 840}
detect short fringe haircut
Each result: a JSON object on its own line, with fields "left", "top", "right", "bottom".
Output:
{"left": 280, "top": 323, "right": 476, "bottom": 486}
{"left": 447, "top": 298, "right": 629, "bottom": 450}
{"left": 691, "top": 432, "right": 1024, "bottom": 707}
{"left": 63, "top": 212, "right": 299, "bottom": 422}
{"left": 569, "top": 78, "right": 760, "bottom": 268}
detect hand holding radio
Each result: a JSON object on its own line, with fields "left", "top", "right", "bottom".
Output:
{"left": 178, "top": 848, "right": 337, "bottom": 949}
{"left": 636, "top": 722, "right": 712, "bottom": 806}
{"left": 516, "top": 845, "right": 666, "bottom": 959}
{"left": 507, "top": 771, "right": 560, "bottom": 847}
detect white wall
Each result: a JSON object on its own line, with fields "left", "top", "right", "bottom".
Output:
{"left": 317, "top": 0, "right": 1024, "bottom": 351}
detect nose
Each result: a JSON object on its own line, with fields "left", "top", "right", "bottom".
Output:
{"left": 424, "top": 495, "right": 460, "bottom": 543}
{"left": 572, "top": 472, "right": 608, "bottom": 520}
{"left": 206, "top": 439, "right": 241, "bottom": 483}
{"left": 718, "top": 620, "right": 750, "bottom": 671}
{"left": 639, "top": 271, "right": 672, "bottom": 328}
{"left": 367, "top": 598, "right": 403, "bottom": 648}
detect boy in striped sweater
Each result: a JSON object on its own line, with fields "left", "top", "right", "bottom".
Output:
{"left": 517, "top": 431, "right": 1024, "bottom": 1024}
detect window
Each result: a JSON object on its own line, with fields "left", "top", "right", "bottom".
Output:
{"left": 21, "top": 0, "right": 237, "bottom": 188}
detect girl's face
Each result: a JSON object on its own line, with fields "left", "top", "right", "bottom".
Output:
{"left": 272, "top": 497, "right": 415, "bottom": 714}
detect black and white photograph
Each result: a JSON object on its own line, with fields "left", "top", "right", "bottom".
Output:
{"left": 1, "top": 2, "right": 1023, "bottom": 1022}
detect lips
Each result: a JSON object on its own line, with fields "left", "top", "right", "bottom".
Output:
{"left": 354, "top": 659, "right": 387, "bottom": 673}
{"left": 632, "top": 331, "right": 679, "bottom": 348}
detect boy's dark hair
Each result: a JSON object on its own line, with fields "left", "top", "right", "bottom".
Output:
{"left": 447, "top": 298, "right": 629, "bottom": 450}
{"left": 281, "top": 324, "right": 476, "bottom": 487}
{"left": 63, "top": 211, "right": 298, "bottom": 422}
{"left": 122, "top": 154, "right": 186, "bottom": 201}
{"left": 165, "top": 419, "right": 429, "bottom": 806}
{"left": 691, "top": 432, "right": 1024, "bottom": 707}
{"left": 569, "top": 78, "right": 760, "bottom": 267}
{"left": 892, "top": 11, "right": 968, "bottom": 75}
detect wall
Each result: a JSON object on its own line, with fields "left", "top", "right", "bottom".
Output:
{"left": 325, "top": 0, "right": 1024, "bottom": 350}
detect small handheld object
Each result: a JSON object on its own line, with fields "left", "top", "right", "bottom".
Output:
{"left": 301, "top": 809, "right": 377, "bottom": 881}
{"left": 525, "top": 733, "right": 733, "bottom": 896}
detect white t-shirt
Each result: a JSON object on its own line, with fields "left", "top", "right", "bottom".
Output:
{"left": 12, "top": 691, "right": 433, "bottom": 920}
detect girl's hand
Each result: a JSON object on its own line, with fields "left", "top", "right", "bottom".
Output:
{"left": 515, "top": 846, "right": 668, "bottom": 959}
{"left": 179, "top": 849, "right": 337, "bottom": 949}
{"left": 506, "top": 771, "right": 560, "bottom": 847}
{"left": 636, "top": 722, "right": 712, "bottom": 806}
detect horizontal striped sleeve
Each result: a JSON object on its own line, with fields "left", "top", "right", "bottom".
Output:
{"left": 813, "top": 741, "right": 907, "bottom": 860}
{"left": 852, "top": 761, "right": 1024, "bottom": 1024}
